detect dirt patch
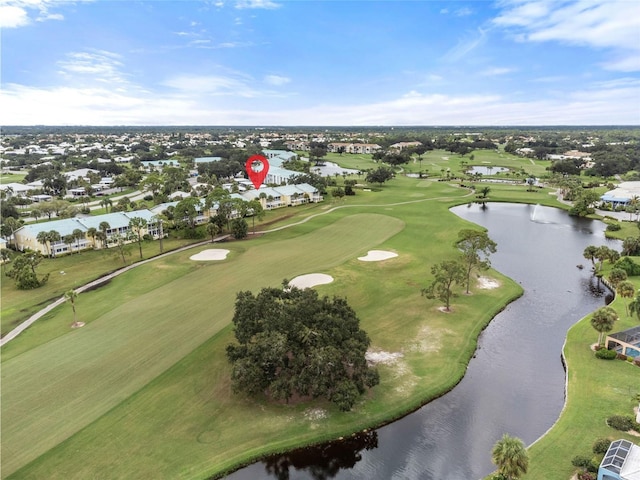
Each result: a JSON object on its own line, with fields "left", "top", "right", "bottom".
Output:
{"left": 366, "top": 350, "right": 404, "bottom": 365}
{"left": 303, "top": 408, "right": 328, "bottom": 422}
{"left": 477, "top": 276, "right": 499, "bottom": 289}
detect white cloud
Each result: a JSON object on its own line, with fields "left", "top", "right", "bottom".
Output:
{"left": 493, "top": 0, "right": 640, "bottom": 71}
{"left": 235, "top": 0, "right": 281, "bottom": 9}
{"left": 162, "top": 74, "right": 262, "bottom": 97}
{"left": 57, "top": 50, "right": 129, "bottom": 85}
{"left": 442, "top": 28, "right": 488, "bottom": 62}
{"left": 479, "top": 67, "right": 517, "bottom": 76}
{"left": 455, "top": 7, "right": 473, "bottom": 17}
{"left": 0, "top": 0, "right": 77, "bottom": 27}
{"left": 264, "top": 74, "right": 290, "bottom": 86}
{"left": 0, "top": 5, "right": 29, "bottom": 27}
{"left": 3, "top": 80, "right": 638, "bottom": 126}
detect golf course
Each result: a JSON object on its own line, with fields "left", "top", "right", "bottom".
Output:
{"left": 2, "top": 161, "right": 638, "bottom": 479}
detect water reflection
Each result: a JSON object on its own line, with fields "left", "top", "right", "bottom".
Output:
{"left": 259, "top": 430, "right": 378, "bottom": 480}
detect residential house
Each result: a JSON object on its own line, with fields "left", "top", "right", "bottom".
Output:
{"left": 13, "top": 209, "right": 161, "bottom": 256}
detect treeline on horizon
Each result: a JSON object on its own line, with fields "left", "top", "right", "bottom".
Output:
{"left": 3, "top": 125, "right": 639, "bottom": 136}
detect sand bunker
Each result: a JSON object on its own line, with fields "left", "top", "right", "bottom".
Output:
{"left": 189, "top": 249, "right": 230, "bottom": 261}
{"left": 289, "top": 274, "right": 334, "bottom": 289}
{"left": 477, "top": 276, "right": 499, "bottom": 289}
{"left": 358, "top": 250, "right": 398, "bottom": 262}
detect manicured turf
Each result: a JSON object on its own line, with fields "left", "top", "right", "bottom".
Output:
{"left": 523, "top": 284, "right": 640, "bottom": 480}
{"left": 3, "top": 160, "right": 635, "bottom": 479}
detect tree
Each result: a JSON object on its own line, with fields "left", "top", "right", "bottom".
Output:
{"left": 617, "top": 281, "right": 635, "bottom": 315}
{"left": 608, "top": 268, "right": 628, "bottom": 289}
{"left": 128, "top": 216, "right": 148, "bottom": 259}
{"left": 226, "top": 284, "right": 379, "bottom": 411}
{"left": 583, "top": 245, "right": 598, "bottom": 269}
{"left": 206, "top": 221, "right": 221, "bottom": 243}
{"left": 7, "top": 252, "right": 49, "bottom": 289}
{"left": 63, "top": 234, "right": 75, "bottom": 254}
{"left": 36, "top": 230, "right": 51, "bottom": 257}
{"left": 65, "top": 290, "right": 80, "bottom": 327}
{"left": 48, "top": 230, "right": 61, "bottom": 256}
{"left": 111, "top": 233, "right": 133, "bottom": 264}
{"left": 86, "top": 227, "right": 97, "bottom": 249}
{"left": 99, "top": 221, "right": 111, "bottom": 248}
{"left": 72, "top": 228, "right": 85, "bottom": 254}
{"left": 457, "top": 229, "right": 497, "bottom": 294}
{"left": 365, "top": 166, "right": 394, "bottom": 186}
{"left": 628, "top": 293, "right": 640, "bottom": 320}
{"left": 3, "top": 217, "right": 23, "bottom": 247}
{"left": 99, "top": 197, "right": 113, "bottom": 213}
{"left": 479, "top": 186, "right": 491, "bottom": 199}
{"left": 246, "top": 199, "right": 265, "bottom": 234}
{"left": 491, "top": 434, "right": 529, "bottom": 480}
{"left": 309, "top": 142, "right": 328, "bottom": 165}
{"left": 231, "top": 217, "right": 248, "bottom": 239}
{"left": 174, "top": 196, "right": 200, "bottom": 230}
{"left": 590, "top": 306, "right": 618, "bottom": 346}
{"left": 422, "top": 260, "right": 466, "bottom": 311}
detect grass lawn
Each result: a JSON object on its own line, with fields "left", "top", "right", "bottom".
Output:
{"left": 1, "top": 177, "right": 524, "bottom": 479}
{"left": 522, "top": 280, "right": 640, "bottom": 480}
{"left": 0, "top": 172, "right": 27, "bottom": 184}
{"left": 2, "top": 164, "right": 635, "bottom": 479}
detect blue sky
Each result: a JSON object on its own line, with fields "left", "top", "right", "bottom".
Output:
{"left": 2, "top": 0, "right": 639, "bottom": 125}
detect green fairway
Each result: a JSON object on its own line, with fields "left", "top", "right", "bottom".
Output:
{"left": 3, "top": 168, "right": 630, "bottom": 480}
{"left": 1, "top": 213, "right": 406, "bottom": 477}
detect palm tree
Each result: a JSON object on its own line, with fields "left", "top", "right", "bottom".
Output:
{"left": 86, "top": 227, "right": 97, "bottom": 249}
{"left": 65, "top": 289, "right": 80, "bottom": 327}
{"left": 99, "top": 221, "right": 111, "bottom": 249}
{"left": 629, "top": 294, "right": 640, "bottom": 320}
{"left": 491, "top": 434, "right": 529, "bottom": 480}
{"left": 100, "top": 197, "right": 113, "bottom": 213}
{"left": 591, "top": 306, "right": 618, "bottom": 346}
{"left": 36, "top": 231, "right": 51, "bottom": 257}
{"left": 583, "top": 245, "right": 598, "bottom": 270}
{"left": 72, "top": 228, "right": 85, "bottom": 254}
{"left": 617, "top": 281, "right": 635, "bottom": 315}
{"left": 48, "top": 230, "right": 61, "bottom": 257}
{"left": 128, "top": 216, "right": 147, "bottom": 259}
{"left": 63, "top": 234, "right": 75, "bottom": 254}
{"left": 206, "top": 222, "right": 221, "bottom": 243}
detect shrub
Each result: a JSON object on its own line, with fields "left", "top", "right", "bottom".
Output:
{"left": 614, "top": 257, "right": 640, "bottom": 276}
{"left": 607, "top": 415, "right": 635, "bottom": 431}
{"left": 596, "top": 349, "right": 617, "bottom": 360}
{"left": 578, "top": 472, "right": 596, "bottom": 480}
{"left": 593, "top": 438, "right": 611, "bottom": 455}
{"left": 606, "top": 223, "right": 622, "bottom": 231}
{"left": 572, "top": 455, "right": 592, "bottom": 468}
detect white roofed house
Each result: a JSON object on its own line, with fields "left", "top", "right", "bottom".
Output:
{"left": 241, "top": 183, "right": 322, "bottom": 210}
{"left": 13, "top": 209, "right": 161, "bottom": 256}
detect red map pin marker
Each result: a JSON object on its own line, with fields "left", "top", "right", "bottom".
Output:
{"left": 246, "top": 154, "right": 270, "bottom": 189}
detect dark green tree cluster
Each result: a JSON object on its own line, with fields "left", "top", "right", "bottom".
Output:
{"left": 7, "top": 252, "right": 49, "bottom": 289}
{"left": 365, "top": 166, "right": 394, "bottom": 185}
{"left": 226, "top": 284, "right": 379, "bottom": 411}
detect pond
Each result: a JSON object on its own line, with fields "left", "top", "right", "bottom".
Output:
{"left": 225, "top": 203, "right": 618, "bottom": 480}
{"left": 468, "top": 166, "right": 509, "bottom": 175}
